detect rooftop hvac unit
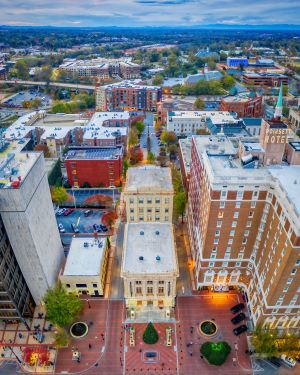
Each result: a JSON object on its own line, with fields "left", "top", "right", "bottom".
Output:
{"left": 156, "top": 256, "right": 161, "bottom": 261}
{"left": 139, "top": 256, "right": 144, "bottom": 261}
{"left": 83, "top": 242, "right": 89, "bottom": 247}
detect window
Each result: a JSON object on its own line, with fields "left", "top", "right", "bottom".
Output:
{"left": 210, "top": 254, "right": 216, "bottom": 259}
{"left": 130, "top": 209, "right": 134, "bottom": 213}
{"left": 232, "top": 221, "right": 237, "bottom": 227}
{"left": 246, "top": 221, "right": 252, "bottom": 227}
{"left": 218, "top": 211, "right": 224, "bottom": 218}
{"left": 76, "top": 283, "right": 87, "bottom": 288}
{"left": 215, "top": 230, "right": 220, "bottom": 237}
{"left": 147, "top": 198, "right": 152, "bottom": 204}
{"left": 66, "top": 284, "right": 71, "bottom": 288}
{"left": 165, "top": 208, "right": 169, "bottom": 213}
{"left": 249, "top": 211, "right": 254, "bottom": 218}
{"left": 234, "top": 212, "right": 239, "bottom": 219}
{"left": 155, "top": 208, "right": 160, "bottom": 213}
{"left": 235, "top": 201, "right": 241, "bottom": 209}
{"left": 217, "top": 221, "right": 222, "bottom": 227}
{"left": 147, "top": 208, "right": 152, "bottom": 213}
{"left": 155, "top": 198, "right": 160, "bottom": 204}
{"left": 222, "top": 262, "right": 228, "bottom": 267}
{"left": 139, "top": 216, "right": 143, "bottom": 221}
{"left": 213, "top": 238, "right": 219, "bottom": 244}
{"left": 158, "top": 281, "right": 164, "bottom": 284}
{"left": 251, "top": 201, "right": 256, "bottom": 208}
{"left": 147, "top": 281, "right": 153, "bottom": 284}
{"left": 93, "top": 283, "right": 97, "bottom": 288}
{"left": 158, "top": 287, "right": 164, "bottom": 294}
{"left": 209, "top": 262, "right": 215, "bottom": 267}
{"left": 296, "top": 259, "right": 300, "bottom": 266}
{"left": 129, "top": 198, "right": 134, "bottom": 204}
{"left": 230, "top": 230, "right": 235, "bottom": 237}
{"left": 242, "top": 238, "right": 247, "bottom": 245}
{"left": 236, "top": 262, "right": 241, "bottom": 267}
{"left": 138, "top": 208, "right": 144, "bottom": 213}
{"left": 237, "top": 191, "right": 243, "bottom": 199}
{"left": 244, "top": 230, "right": 250, "bottom": 237}
{"left": 136, "top": 281, "right": 142, "bottom": 284}
{"left": 287, "top": 278, "right": 293, "bottom": 284}
{"left": 165, "top": 198, "right": 170, "bottom": 204}
{"left": 131, "top": 216, "right": 135, "bottom": 221}
{"left": 136, "top": 287, "right": 142, "bottom": 294}
{"left": 147, "top": 287, "right": 153, "bottom": 294}
{"left": 220, "top": 201, "right": 225, "bottom": 208}
{"left": 228, "top": 238, "right": 233, "bottom": 244}
{"left": 221, "top": 191, "right": 227, "bottom": 199}
{"left": 253, "top": 191, "right": 259, "bottom": 199}
{"left": 291, "top": 269, "right": 297, "bottom": 275}
{"left": 138, "top": 198, "right": 144, "bottom": 204}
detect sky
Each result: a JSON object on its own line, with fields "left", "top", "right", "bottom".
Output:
{"left": 0, "top": 0, "right": 300, "bottom": 27}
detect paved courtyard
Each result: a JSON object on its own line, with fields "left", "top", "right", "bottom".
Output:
{"left": 176, "top": 293, "right": 252, "bottom": 375}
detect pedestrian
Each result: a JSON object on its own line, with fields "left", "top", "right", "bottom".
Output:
{"left": 89, "top": 344, "right": 92, "bottom": 349}
{"left": 200, "top": 355, "right": 203, "bottom": 359}
{"left": 139, "top": 348, "right": 142, "bottom": 353}
{"left": 189, "top": 352, "right": 193, "bottom": 357}
{"left": 77, "top": 358, "right": 80, "bottom": 363}
{"left": 95, "top": 363, "right": 98, "bottom": 367}
{"left": 18, "top": 333, "right": 22, "bottom": 339}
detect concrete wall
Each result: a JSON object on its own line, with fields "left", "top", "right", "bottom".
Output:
{"left": 0, "top": 154, "right": 63, "bottom": 304}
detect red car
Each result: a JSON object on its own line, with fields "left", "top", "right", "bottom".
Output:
{"left": 63, "top": 208, "right": 74, "bottom": 216}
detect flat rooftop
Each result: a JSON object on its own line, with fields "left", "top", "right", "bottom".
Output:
{"left": 65, "top": 147, "right": 123, "bottom": 160}
{"left": 125, "top": 166, "right": 173, "bottom": 193}
{"left": 194, "top": 135, "right": 237, "bottom": 156}
{"left": 179, "top": 138, "right": 192, "bottom": 172}
{"left": 268, "top": 166, "right": 300, "bottom": 217}
{"left": 63, "top": 237, "right": 107, "bottom": 276}
{"left": 290, "top": 142, "right": 300, "bottom": 152}
{"left": 0, "top": 142, "right": 40, "bottom": 189}
{"left": 241, "top": 141, "right": 265, "bottom": 153}
{"left": 122, "top": 222, "right": 177, "bottom": 274}
{"left": 168, "top": 110, "right": 238, "bottom": 124}
{"left": 101, "top": 80, "right": 160, "bottom": 90}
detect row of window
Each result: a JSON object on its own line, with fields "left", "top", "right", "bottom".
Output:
{"left": 130, "top": 208, "right": 169, "bottom": 213}
{"left": 129, "top": 197, "right": 170, "bottom": 204}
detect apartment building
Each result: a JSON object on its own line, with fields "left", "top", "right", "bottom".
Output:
{"left": 288, "top": 108, "right": 300, "bottom": 132}
{"left": 0, "top": 143, "right": 63, "bottom": 314}
{"left": 187, "top": 130, "right": 300, "bottom": 329}
{"left": 220, "top": 93, "right": 263, "bottom": 118}
{"left": 123, "top": 166, "right": 173, "bottom": 223}
{"left": 65, "top": 146, "right": 123, "bottom": 188}
{"left": 60, "top": 237, "right": 109, "bottom": 297}
{"left": 96, "top": 81, "right": 162, "bottom": 112}
{"left": 167, "top": 110, "right": 238, "bottom": 136}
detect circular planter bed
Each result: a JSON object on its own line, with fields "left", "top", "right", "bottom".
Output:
{"left": 199, "top": 320, "right": 218, "bottom": 336}
{"left": 70, "top": 322, "right": 88, "bottom": 339}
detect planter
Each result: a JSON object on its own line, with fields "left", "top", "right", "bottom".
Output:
{"left": 70, "top": 322, "right": 88, "bottom": 339}
{"left": 199, "top": 320, "right": 218, "bottom": 337}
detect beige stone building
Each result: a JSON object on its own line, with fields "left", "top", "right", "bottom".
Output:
{"left": 124, "top": 166, "right": 173, "bottom": 223}
{"left": 60, "top": 237, "right": 109, "bottom": 297}
{"left": 121, "top": 222, "right": 179, "bottom": 318}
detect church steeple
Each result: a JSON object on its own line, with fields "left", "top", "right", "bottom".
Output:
{"left": 274, "top": 82, "right": 283, "bottom": 119}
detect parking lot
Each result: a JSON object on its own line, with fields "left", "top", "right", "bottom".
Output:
{"left": 252, "top": 357, "right": 296, "bottom": 375}
{"left": 2, "top": 90, "right": 51, "bottom": 108}
{"left": 56, "top": 208, "right": 106, "bottom": 236}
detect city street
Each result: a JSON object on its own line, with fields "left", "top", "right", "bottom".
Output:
{"left": 140, "top": 112, "right": 160, "bottom": 157}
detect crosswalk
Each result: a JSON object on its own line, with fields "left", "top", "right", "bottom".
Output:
{"left": 251, "top": 359, "right": 264, "bottom": 372}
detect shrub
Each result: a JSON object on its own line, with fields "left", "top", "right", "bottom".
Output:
{"left": 143, "top": 322, "right": 159, "bottom": 344}
{"left": 200, "top": 341, "right": 231, "bottom": 366}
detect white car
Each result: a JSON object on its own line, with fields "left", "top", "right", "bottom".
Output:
{"left": 58, "top": 223, "right": 65, "bottom": 233}
{"left": 280, "top": 354, "right": 296, "bottom": 368}
{"left": 57, "top": 208, "right": 67, "bottom": 216}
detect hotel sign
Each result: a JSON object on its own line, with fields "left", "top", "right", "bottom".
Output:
{"left": 265, "top": 128, "right": 290, "bottom": 144}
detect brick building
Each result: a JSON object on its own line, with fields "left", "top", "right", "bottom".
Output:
{"left": 65, "top": 146, "right": 123, "bottom": 188}
{"left": 186, "top": 129, "right": 300, "bottom": 329}
{"left": 96, "top": 81, "right": 162, "bottom": 111}
{"left": 242, "top": 73, "right": 288, "bottom": 87}
{"left": 220, "top": 93, "right": 263, "bottom": 118}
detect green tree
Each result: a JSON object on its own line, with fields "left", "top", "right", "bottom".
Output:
{"left": 221, "top": 75, "right": 235, "bottom": 90}
{"left": 152, "top": 75, "right": 164, "bottom": 86}
{"left": 135, "top": 121, "right": 145, "bottom": 136}
{"left": 44, "top": 283, "right": 82, "bottom": 328}
{"left": 128, "top": 128, "right": 139, "bottom": 146}
{"left": 200, "top": 341, "right": 231, "bottom": 366}
{"left": 54, "top": 328, "right": 70, "bottom": 348}
{"left": 251, "top": 326, "right": 278, "bottom": 357}
{"left": 14, "top": 60, "right": 29, "bottom": 80}
{"left": 143, "top": 322, "right": 159, "bottom": 344}
{"left": 174, "top": 191, "right": 187, "bottom": 223}
{"left": 51, "top": 186, "right": 68, "bottom": 205}
{"left": 48, "top": 159, "right": 62, "bottom": 186}
{"left": 147, "top": 151, "right": 155, "bottom": 164}
{"left": 31, "top": 98, "right": 42, "bottom": 109}
{"left": 160, "top": 131, "right": 177, "bottom": 145}
{"left": 194, "top": 97, "right": 205, "bottom": 110}
{"left": 123, "top": 159, "right": 129, "bottom": 178}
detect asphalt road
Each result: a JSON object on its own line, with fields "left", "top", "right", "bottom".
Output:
{"left": 0, "top": 361, "right": 22, "bottom": 375}
{"left": 140, "top": 111, "right": 160, "bottom": 157}
{"left": 109, "top": 222, "right": 125, "bottom": 299}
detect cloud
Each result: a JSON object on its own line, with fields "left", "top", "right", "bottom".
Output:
{"left": 0, "top": 0, "right": 299, "bottom": 26}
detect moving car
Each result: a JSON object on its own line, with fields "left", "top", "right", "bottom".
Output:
{"left": 267, "top": 357, "right": 281, "bottom": 368}
{"left": 58, "top": 223, "right": 65, "bottom": 233}
{"left": 57, "top": 208, "right": 67, "bottom": 216}
{"left": 230, "top": 303, "right": 245, "bottom": 314}
{"left": 233, "top": 324, "right": 247, "bottom": 336}
{"left": 71, "top": 223, "right": 79, "bottom": 233}
{"left": 100, "top": 224, "right": 108, "bottom": 232}
{"left": 84, "top": 210, "right": 92, "bottom": 217}
{"left": 145, "top": 352, "right": 157, "bottom": 358}
{"left": 231, "top": 312, "right": 246, "bottom": 325}
{"left": 280, "top": 354, "right": 296, "bottom": 368}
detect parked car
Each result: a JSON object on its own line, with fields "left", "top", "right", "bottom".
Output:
{"left": 267, "top": 357, "right": 281, "bottom": 368}
{"left": 280, "top": 354, "right": 296, "bottom": 368}
{"left": 233, "top": 324, "right": 247, "bottom": 336}
{"left": 57, "top": 208, "right": 67, "bottom": 216}
{"left": 231, "top": 312, "right": 246, "bottom": 325}
{"left": 100, "top": 224, "right": 108, "bottom": 232}
{"left": 230, "top": 303, "right": 245, "bottom": 314}
{"left": 84, "top": 210, "right": 92, "bottom": 217}
{"left": 58, "top": 223, "right": 65, "bottom": 233}
{"left": 71, "top": 223, "right": 79, "bottom": 233}
{"left": 63, "top": 208, "right": 74, "bottom": 216}
{"left": 93, "top": 224, "right": 101, "bottom": 232}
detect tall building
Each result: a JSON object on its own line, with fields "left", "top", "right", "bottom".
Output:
{"left": 187, "top": 131, "right": 300, "bottom": 329}
{"left": 0, "top": 144, "right": 63, "bottom": 314}
{"left": 220, "top": 93, "right": 263, "bottom": 118}
{"left": 121, "top": 166, "right": 178, "bottom": 319}
{"left": 96, "top": 81, "right": 162, "bottom": 112}
{"left": 123, "top": 166, "right": 173, "bottom": 223}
